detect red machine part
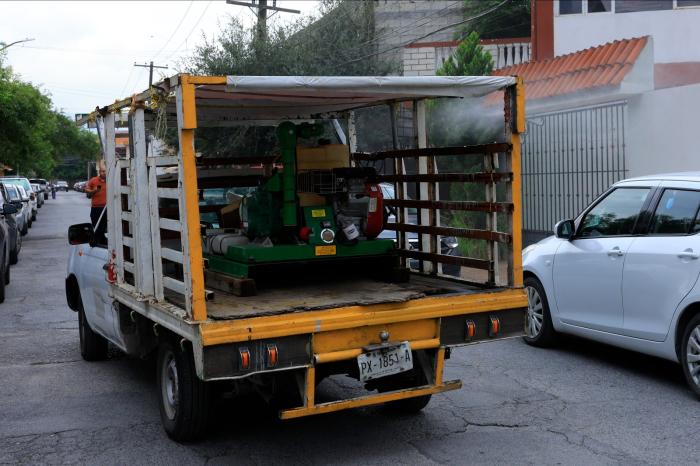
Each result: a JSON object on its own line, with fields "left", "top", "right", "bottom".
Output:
{"left": 364, "top": 183, "right": 384, "bottom": 239}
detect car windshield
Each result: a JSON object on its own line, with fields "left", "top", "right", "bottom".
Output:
{"left": 2, "top": 178, "right": 32, "bottom": 193}
{"left": 6, "top": 186, "right": 19, "bottom": 201}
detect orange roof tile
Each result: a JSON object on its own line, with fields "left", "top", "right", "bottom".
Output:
{"left": 493, "top": 37, "right": 649, "bottom": 101}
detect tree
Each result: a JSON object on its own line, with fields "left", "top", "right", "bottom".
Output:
{"left": 429, "top": 32, "right": 499, "bottom": 259}
{"left": 0, "top": 57, "right": 100, "bottom": 178}
{"left": 180, "top": 0, "right": 397, "bottom": 157}
{"left": 437, "top": 31, "right": 494, "bottom": 78}
{"left": 461, "top": 0, "right": 531, "bottom": 40}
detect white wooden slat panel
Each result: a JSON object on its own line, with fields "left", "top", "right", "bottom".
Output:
{"left": 122, "top": 212, "right": 134, "bottom": 222}
{"left": 160, "top": 247, "right": 184, "bottom": 264}
{"left": 130, "top": 108, "right": 155, "bottom": 296}
{"left": 159, "top": 218, "right": 182, "bottom": 231}
{"left": 162, "top": 276, "right": 186, "bottom": 295}
{"left": 147, "top": 155, "right": 179, "bottom": 167}
{"left": 157, "top": 188, "right": 180, "bottom": 199}
{"left": 122, "top": 236, "right": 134, "bottom": 248}
{"left": 123, "top": 261, "right": 135, "bottom": 273}
{"left": 119, "top": 186, "right": 130, "bottom": 195}
{"left": 148, "top": 139, "right": 165, "bottom": 302}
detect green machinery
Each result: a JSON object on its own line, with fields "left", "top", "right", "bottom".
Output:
{"left": 205, "top": 121, "right": 396, "bottom": 285}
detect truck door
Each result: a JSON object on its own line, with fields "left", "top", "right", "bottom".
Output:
{"left": 78, "top": 241, "right": 116, "bottom": 339}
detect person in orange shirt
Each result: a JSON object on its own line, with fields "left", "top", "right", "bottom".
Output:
{"left": 85, "top": 166, "right": 107, "bottom": 243}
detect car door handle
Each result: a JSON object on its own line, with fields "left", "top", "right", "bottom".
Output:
{"left": 607, "top": 248, "right": 624, "bottom": 257}
{"left": 678, "top": 250, "right": 700, "bottom": 260}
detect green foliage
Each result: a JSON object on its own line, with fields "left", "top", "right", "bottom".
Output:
{"left": 430, "top": 32, "right": 499, "bottom": 259}
{"left": 461, "top": 0, "right": 531, "bottom": 40}
{"left": 436, "top": 32, "right": 493, "bottom": 77}
{"left": 0, "top": 62, "right": 100, "bottom": 178}
{"left": 181, "top": 0, "right": 397, "bottom": 157}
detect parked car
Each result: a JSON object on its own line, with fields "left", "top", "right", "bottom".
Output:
{"left": 29, "top": 178, "right": 49, "bottom": 200}
{"left": 55, "top": 180, "right": 69, "bottom": 191}
{"left": 31, "top": 183, "right": 44, "bottom": 208}
{"left": 523, "top": 172, "right": 700, "bottom": 398}
{"left": 18, "top": 186, "right": 36, "bottom": 223}
{"left": 379, "top": 183, "right": 460, "bottom": 276}
{"left": 73, "top": 181, "right": 87, "bottom": 192}
{"left": 5, "top": 185, "right": 29, "bottom": 236}
{"left": 0, "top": 184, "right": 21, "bottom": 265}
{"left": 1, "top": 177, "right": 37, "bottom": 221}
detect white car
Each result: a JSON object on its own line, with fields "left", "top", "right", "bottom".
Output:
{"left": 523, "top": 172, "right": 700, "bottom": 398}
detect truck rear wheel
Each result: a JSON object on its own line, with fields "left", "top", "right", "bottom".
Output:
{"left": 157, "top": 340, "right": 209, "bottom": 442}
{"left": 78, "top": 297, "right": 108, "bottom": 361}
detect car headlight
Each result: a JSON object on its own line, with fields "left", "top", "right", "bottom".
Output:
{"left": 522, "top": 244, "right": 538, "bottom": 257}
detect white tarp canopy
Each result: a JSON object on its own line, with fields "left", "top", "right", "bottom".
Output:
{"left": 192, "top": 76, "right": 516, "bottom": 121}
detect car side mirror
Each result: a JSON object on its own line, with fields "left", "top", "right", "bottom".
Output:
{"left": 11, "top": 200, "right": 22, "bottom": 208}
{"left": 2, "top": 203, "right": 17, "bottom": 215}
{"left": 68, "top": 223, "right": 94, "bottom": 245}
{"left": 554, "top": 219, "right": 575, "bottom": 240}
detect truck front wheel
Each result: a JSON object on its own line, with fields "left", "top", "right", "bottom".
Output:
{"left": 78, "top": 297, "right": 108, "bottom": 361}
{"left": 157, "top": 340, "right": 209, "bottom": 442}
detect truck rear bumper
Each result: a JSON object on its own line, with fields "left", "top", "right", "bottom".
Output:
{"left": 280, "top": 379, "right": 462, "bottom": 419}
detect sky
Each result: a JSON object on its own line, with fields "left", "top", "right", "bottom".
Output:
{"left": 0, "top": 1, "right": 320, "bottom": 117}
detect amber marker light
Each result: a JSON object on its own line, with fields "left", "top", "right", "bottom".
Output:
{"left": 239, "top": 348, "right": 251, "bottom": 370}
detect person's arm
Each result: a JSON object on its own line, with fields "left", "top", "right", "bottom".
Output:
{"left": 85, "top": 179, "right": 96, "bottom": 194}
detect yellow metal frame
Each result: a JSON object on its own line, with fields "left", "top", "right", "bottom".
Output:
{"left": 510, "top": 77, "right": 526, "bottom": 287}
{"left": 281, "top": 346, "right": 459, "bottom": 419}
{"left": 199, "top": 288, "right": 526, "bottom": 346}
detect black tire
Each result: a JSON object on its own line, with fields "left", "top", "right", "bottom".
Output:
{"left": 0, "top": 263, "right": 6, "bottom": 304}
{"left": 5, "top": 262, "right": 9, "bottom": 285}
{"left": 78, "top": 296, "right": 108, "bottom": 361}
{"left": 523, "top": 276, "right": 557, "bottom": 347}
{"left": 157, "top": 340, "right": 209, "bottom": 442}
{"left": 374, "top": 360, "right": 432, "bottom": 414}
{"left": 680, "top": 314, "right": 700, "bottom": 399}
{"left": 9, "top": 247, "right": 18, "bottom": 265}
{"left": 31, "top": 212, "right": 36, "bottom": 222}
{"left": 21, "top": 223, "right": 27, "bottom": 236}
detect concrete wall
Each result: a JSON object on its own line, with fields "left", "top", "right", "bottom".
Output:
{"left": 554, "top": 4, "right": 700, "bottom": 62}
{"left": 374, "top": 0, "right": 464, "bottom": 68}
{"left": 626, "top": 82, "right": 700, "bottom": 177}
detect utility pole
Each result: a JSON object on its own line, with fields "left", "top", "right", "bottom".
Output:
{"left": 133, "top": 61, "right": 169, "bottom": 88}
{"left": 225, "top": 0, "right": 300, "bottom": 43}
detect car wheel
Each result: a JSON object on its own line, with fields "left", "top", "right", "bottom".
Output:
{"left": 31, "top": 212, "right": 36, "bottom": 222}
{"left": 680, "top": 314, "right": 700, "bottom": 399}
{"left": 157, "top": 340, "right": 209, "bottom": 442}
{"left": 4, "top": 262, "right": 9, "bottom": 285}
{"left": 0, "top": 263, "right": 6, "bottom": 304}
{"left": 78, "top": 296, "right": 108, "bottom": 361}
{"left": 9, "top": 247, "right": 17, "bottom": 265}
{"left": 523, "top": 276, "right": 557, "bottom": 347}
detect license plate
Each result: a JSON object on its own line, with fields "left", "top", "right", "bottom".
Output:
{"left": 315, "top": 245, "right": 336, "bottom": 256}
{"left": 357, "top": 342, "right": 413, "bottom": 382}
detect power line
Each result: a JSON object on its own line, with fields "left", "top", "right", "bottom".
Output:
{"left": 151, "top": 0, "right": 194, "bottom": 61}
{"left": 164, "top": 0, "right": 214, "bottom": 64}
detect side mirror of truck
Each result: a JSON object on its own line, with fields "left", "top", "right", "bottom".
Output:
{"left": 554, "top": 219, "right": 575, "bottom": 240}
{"left": 2, "top": 203, "right": 17, "bottom": 215}
{"left": 68, "top": 223, "right": 94, "bottom": 245}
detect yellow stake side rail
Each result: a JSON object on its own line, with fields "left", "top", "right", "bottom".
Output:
{"left": 199, "top": 288, "right": 527, "bottom": 346}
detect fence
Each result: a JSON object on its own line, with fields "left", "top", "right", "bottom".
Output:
{"left": 521, "top": 101, "right": 628, "bottom": 245}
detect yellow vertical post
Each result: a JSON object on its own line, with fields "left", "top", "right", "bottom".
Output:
{"left": 510, "top": 77, "right": 525, "bottom": 288}
{"left": 178, "top": 76, "right": 207, "bottom": 321}
{"left": 435, "top": 347, "right": 446, "bottom": 385}
{"left": 305, "top": 367, "right": 316, "bottom": 407}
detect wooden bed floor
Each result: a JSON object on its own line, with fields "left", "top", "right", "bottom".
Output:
{"left": 204, "top": 274, "right": 489, "bottom": 320}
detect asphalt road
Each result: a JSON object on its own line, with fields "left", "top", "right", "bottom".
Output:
{"left": 1, "top": 191, "right": 699, "bottom": 465}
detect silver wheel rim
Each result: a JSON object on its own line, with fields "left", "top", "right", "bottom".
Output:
{"left": 686, "top": 326, "right": 700, "bottom": 386}
{"left": 161, "top": 352, "right": 179, "bottom": 420}
{"left": 525, "top": 286, "right": 544, "bottom": 338}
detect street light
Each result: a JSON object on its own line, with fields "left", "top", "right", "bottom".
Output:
{"left": 0, "top": 38, "right": 35, "bottom": 52}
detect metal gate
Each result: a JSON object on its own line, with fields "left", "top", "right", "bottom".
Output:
{"left": 521, "top": 101, "right": 628, "bottom": 245}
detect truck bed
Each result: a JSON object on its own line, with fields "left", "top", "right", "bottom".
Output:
{"left": 200, "top": 274, "right": 493, "bottom": 320}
